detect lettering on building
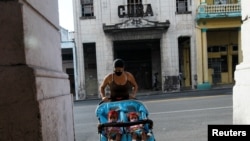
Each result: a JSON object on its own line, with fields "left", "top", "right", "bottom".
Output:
{"left": 118, "top": 4, "right": 154, "bottom": 18}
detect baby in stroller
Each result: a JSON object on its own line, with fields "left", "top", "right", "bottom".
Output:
{"left": 105, "top": 110, "right": 122, "bottom": 141}
{"left": 127, "top": 112, "right": 147, "bottom": 141}
{"left": 96, "top": 100, "right": 155, "bottom": 141}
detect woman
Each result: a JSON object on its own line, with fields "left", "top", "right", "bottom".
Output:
{"left": 99, "top": 59, "right": 138, "bottom": 102}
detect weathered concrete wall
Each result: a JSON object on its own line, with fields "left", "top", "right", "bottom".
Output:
{"left": 233, "top": 0, "right": 250, "bottom": 124}
{"left": 0, "top": 1, "right": 74, "bottom": 141}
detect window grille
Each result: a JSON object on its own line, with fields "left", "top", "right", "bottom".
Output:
{"left": 176, "top": 0, "right": 188, "bottom": 13}
{"left": 127, "top": 0, "right": 142, "bottom": 17}
{"left": 214, "top": 0, "right": 227, "bottom": 5}
{"left": 81, "top": 0, "right": 94, "bottom": 17}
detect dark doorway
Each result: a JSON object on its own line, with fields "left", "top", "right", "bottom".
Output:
{"left": 62, "top": 48, "right": 76, "bottom": 97}
{"left": 66, "top": 68, "right": 75, "bottom": 95}
{"left": 113, "top": 39, "right": 160, "bottom": 91}
{"left": 83, "top": 43, "right": 98, "bottom": 98}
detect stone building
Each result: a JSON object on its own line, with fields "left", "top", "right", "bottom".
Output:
{"left": 70, "top": 0, "right": 241, "bottom": 100}
{"left": 60, "top": 27, "right": 79, "bottom": 100}
{"left": 195, "top": 0, "right": 241, "bottom": 89}
{"left": 1, "top": 1, "right": 250, "bottom": 140}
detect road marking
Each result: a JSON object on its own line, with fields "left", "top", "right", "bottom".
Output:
{"left": 150, "top": 106, "right": 232, "bottom": 115}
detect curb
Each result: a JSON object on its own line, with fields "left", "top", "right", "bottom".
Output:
{"left": 75, "top": 85, "right": 233, "bottom": 102}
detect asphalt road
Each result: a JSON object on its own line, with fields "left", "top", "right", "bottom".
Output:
{"left": 74, "top": 88, "right": 232, "bottom": 141}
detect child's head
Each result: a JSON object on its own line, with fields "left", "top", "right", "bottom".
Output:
{"left": 108, "top": 110, "right": 119, "bottom": 122}
{"left": 128, "top": 112, "right": 139, "bottom": 122}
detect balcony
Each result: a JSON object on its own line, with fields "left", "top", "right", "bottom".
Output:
{"left": 196, "top": 3, "right": 241, "bottom": 21}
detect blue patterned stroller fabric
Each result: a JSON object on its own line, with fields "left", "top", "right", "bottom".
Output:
{"left": 95, "top": 100, "right": 155, "bottom": 141}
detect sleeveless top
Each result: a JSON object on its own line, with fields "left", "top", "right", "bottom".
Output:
{"left": 109, "top": 73, "right": 131, "bottom": 101}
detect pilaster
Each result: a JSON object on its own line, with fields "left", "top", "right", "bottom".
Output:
{"left": 0, "top": 1, "right": 74, "bottom": 140}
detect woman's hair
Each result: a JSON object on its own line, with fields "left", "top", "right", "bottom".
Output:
{"left": 113, "top": 59, "right": 125, "bottom": 68}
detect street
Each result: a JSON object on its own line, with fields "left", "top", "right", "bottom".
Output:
{"left": 74, "top": 88, "right": 232, "bottom": 141}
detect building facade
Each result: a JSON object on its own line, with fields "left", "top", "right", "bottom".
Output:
{"left": 196, "top": 0, "right": 241, "bottom": 89}
{"left": 1, "top": 1, "right": 75, "bottom": 140}
{"left": 71, "top": 0, "right": 241, "bottom": 100}
{"left": 60, "top": 27, "right": 79, "bottom": 100}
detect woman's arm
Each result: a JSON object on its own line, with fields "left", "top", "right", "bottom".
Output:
{"left": 126, "top": 72, "right": 138, "bottom": 97}
{"left": 99, "top": 74, "right": 111, "bottom": 101}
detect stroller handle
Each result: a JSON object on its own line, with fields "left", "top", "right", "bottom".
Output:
{"left": 98, "top": 97, "right": 138, "bottom": 105}
{"left": 97, "top": 119, "right": 153, "bottom": 134}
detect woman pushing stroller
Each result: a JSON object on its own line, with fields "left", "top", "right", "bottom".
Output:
{"left": 97, "top": 59, "right": 155, "bottom": 141}
{"left": 99, "top": 58, "right": 138, "bottom": 102}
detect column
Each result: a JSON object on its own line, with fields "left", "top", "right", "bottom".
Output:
{"left": 0, "top": 1, "right": 74, "bottom": 141}
{"left": 196, "top": 28, "right": 203, "bottom": 88}
{"left": 197, "top": 28, "right": 211, "bottom": 90}
{"left": 202, "top": 28, "right": 209, "bottom": 83}
{"left": 233, "top": 0, "right": 250, "bottom": 124}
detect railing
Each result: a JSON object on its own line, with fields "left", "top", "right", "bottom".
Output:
{"left": 199, "top": 4, "right": 240, "bottom": 13}
{"left": 196, "top": 3, "right": 241, "bottom": 19}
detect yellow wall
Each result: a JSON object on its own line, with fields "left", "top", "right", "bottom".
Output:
{"left": 206, "top": 30, "right": 238, "bottom": 84}
{"left": 197, "top": 18, "right": 241, "bottom": 29}
{"left": 208, "top": 53, "right": 221, "bottom": 58}
{"left": 196, "top": 0, "right": 241, "bottom": 86}
{"left": 206, "top": 0, "right": 213, "bottom": 5}
{"left": 183, "top": 47, "right": 191, "bottom": 86}
{"left": 207, "top": 69, "right": 231, "bottom": 85}
{"left": 207, "top": 30, "right": 238, "bottom": 46}
{"left": 208, "top": 68, "right": 214, "bottom": 84}
{"left": 206, "top": 0, "right": 238, "bottom": 5}
{"left": 221, "top": 72, "right": 229, "bottom": 83}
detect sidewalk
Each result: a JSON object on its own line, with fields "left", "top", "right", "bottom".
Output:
{"left": 135, "top": 83, "right": 233, "bottom": 99}
{"left": 81, "top": 84, "right": 234, "bottom": 101}
{"left": 139, "top": 83, "right": 233, "bottom": 94}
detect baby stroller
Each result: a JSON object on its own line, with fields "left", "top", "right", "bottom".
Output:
{"left": 95, "top": 99, "right": 156, "bottom": 141}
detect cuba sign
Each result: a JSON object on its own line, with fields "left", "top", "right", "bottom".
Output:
{"left": 118, "top": 4, "right": 154, "bottom": 18}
